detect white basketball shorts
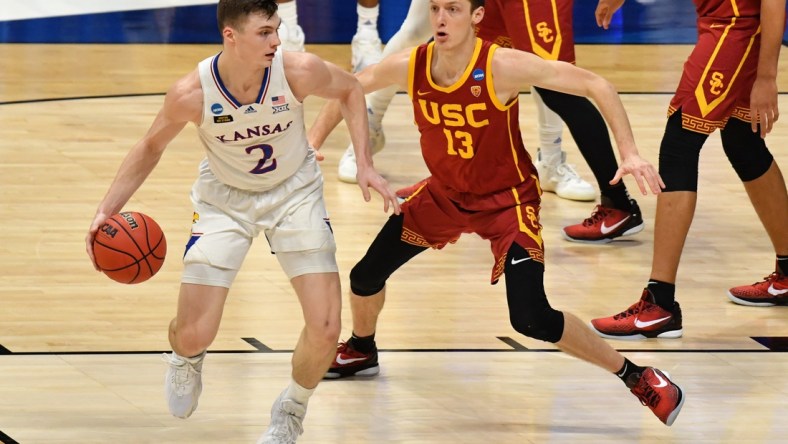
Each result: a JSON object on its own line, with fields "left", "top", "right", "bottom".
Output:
{"left": 182, "top": 152, "right": 337, "bottom": 287}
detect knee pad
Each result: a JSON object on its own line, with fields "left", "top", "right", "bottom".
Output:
{"left": 349, "top": 261, "right": 387, "bottom": 297}
{"left": 349, "top": 214, "right": 427, "bottom": 297}
{"left": 721, "top": 117, "right": 774, "bottom": 182}
{"left": 658, "top": 111, "right": 708, "bottom": 192}
{"left": 504, "top": 243, "right": 565, "bottom": 343}
{"left": 509, "top": 299, "right": 565, "bottom": 343}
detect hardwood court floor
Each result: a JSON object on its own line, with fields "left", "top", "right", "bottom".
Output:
{"left": 0, "top": 44, "right": 787, "bottom": 443}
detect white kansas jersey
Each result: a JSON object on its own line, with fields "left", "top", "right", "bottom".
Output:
{"left": 196, "top": 48, "right": 309, "bottom": 191}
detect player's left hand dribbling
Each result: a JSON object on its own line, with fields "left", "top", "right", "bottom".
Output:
{"left": 86, "top": 212, "right": 109, "bottom": 271}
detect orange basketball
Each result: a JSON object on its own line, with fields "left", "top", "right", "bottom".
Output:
{"left": 93, "top": 211, "right": 167, "bottom": 284}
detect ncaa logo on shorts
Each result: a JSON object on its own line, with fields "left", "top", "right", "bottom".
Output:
{"left": 472, "top": 69, "right": 485, "bottom": 81}
{"left": 211, "top": 103, "right": 224, "bottom": 115}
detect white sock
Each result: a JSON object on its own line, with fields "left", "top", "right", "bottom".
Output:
{"left": 531, "top": 87, "right": 563, "bottom": 160}
{"left": 284, "top": 379, "right": 315, "bottom": 406}
{"left": 278, "top": 1, "right": 299, "bottom": 30}
{"left": 357, "top": 4, "right": 380, "bottom": 31}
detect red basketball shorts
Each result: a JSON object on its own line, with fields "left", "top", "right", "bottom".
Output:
{"left": 669, "top": 16, "right": 762, "bottom": 134}
{"left": 399, "top": 178, "right": 545, "bottom": 284}
{"left": 476, "top": 0, "right": 575, "bottom": 63}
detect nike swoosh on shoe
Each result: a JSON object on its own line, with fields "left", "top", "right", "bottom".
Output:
{"left": 600, "top": 216, "right": 630, "bottom": 235}
{"left": 767, "top": 284, "right": 788, "bottom": 296}
{"left": 336, "top": 356, "right": 368, "bottom": 365}
{"left": 634, "top": 315, "right": 672, "bottom": 328}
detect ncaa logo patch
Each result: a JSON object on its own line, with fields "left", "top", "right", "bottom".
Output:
{"left": 472, "top": 68, "right": 485, "bottom": 81}
{"left": 211, "top": 103, "right": 224, "bottom": 115}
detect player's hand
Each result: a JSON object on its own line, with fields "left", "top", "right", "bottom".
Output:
{"left": 86, "top": 212, "right": 109, "bottom": 271}
{"left": 610, "top": 154, "right": 665, "bottom": 195}
{"left": 595, "top": 0, "right": 625, "bottom": 29}
{"left": 750, "top": 77, "right": 779, "bottom": 138}
{"left": 356, "top": 165, "right": 401, "bottom": 215}
{"left": 309, "top": 144, "right": 325, "bottom": 162}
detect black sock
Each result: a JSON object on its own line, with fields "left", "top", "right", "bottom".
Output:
{"left": 616, "top": 358, "right": 647, "bottom": 389}
{"left": 777, "top": 255, "right": 788, "bottom": 275}
{"left": 647, "top": 279, "right": 676, "bottom": 312}
{"left": 600, "top": 184, "right": 632, "bottom": 211}
{"left": 349, "top": 332, "right": 376, "bottom": 354}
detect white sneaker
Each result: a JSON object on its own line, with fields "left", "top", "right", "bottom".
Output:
{"left": 257, "top": 390, "right": 307, "bottom": 444}
{"left": 351, "top": 33, "right": 382, "bottom": 73}
{"left": 279, "top": 22, "right": 305, "bottom": 52}
{"left": 163, "top": 352, "right": 204, "bottom": 419}
{"left": 337, "top": 121, "right": 386, "bottom": 183}
{"left": 535, "top": 149, "right": 596, "bottom": 202}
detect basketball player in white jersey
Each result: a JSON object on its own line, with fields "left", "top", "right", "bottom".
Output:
{"left": 85, "top": 1, "right": 399, "bottom": 442}
{"left": 325, "top": 0, "right": 595, "bottom": 203}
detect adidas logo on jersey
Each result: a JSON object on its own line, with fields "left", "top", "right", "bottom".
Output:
{"left": 244, "top": 106, "right": 257, "bottom": 114}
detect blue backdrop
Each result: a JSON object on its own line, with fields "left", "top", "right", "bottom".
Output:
{"left": 0, "top": 1, "right": 786, "bottom": 45}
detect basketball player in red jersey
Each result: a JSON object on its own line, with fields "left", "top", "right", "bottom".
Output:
{"left": 310, "top": 0, "right": 684, "bottom": 426}
{"left": 591, "top": 0, "right": 788, "bottom": 340}
{"left": 328, "top": 0, "right": 649, "bottom": 242}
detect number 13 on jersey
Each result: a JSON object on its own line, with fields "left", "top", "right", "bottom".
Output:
{"left": 443, "top": 128, "right": 475, "bottom": 159}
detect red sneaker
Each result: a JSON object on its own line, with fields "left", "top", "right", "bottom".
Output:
{"left": 590, "top": 289, "right": 683, "bottom": 339}
{"left": 728, "top": 272, "right": 788, "bottom": 306}
{"left": 324, "top": 340, "right": 380, "bottom": 379}
{"left": 395, "top": 177, "right": 430, "bottom": 202}
{"left": 629, "top": 368, "right": 685, "bottom": 426}
{"left": 562, "top": 199, "right": 644, "bottom": 243}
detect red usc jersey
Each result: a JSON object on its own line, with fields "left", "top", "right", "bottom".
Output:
{"left": 694, "top": 0, "right": 760, "bottom": 18}
{"left": 408, "top": 38, "right": 538, "bottom": 198}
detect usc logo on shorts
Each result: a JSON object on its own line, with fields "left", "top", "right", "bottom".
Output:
{"left": 709, "top": 72, "right": 725, "bottom": 95}
{"left": 192, "top": 212, "right": 200, "bottom": 224}
{"left": 517, "top": 204, "right": 543, "bottom": 248}
{"left": 524, "top": 206, "right": 538, "bottom": 228}
{"left": 536, "top": 22, "right": 554, "bottom": 43}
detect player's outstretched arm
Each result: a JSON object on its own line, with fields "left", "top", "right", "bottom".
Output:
{"left": 492, "top": 48, "right": 664, "bottom": 195}
{"left": 287, "top": 52, "right": 401, "bottom": 214}
{"left": 86, "top": 73, "right": 198, "bottom": 269}
{"left": 307, "top": 48, "right": 411, "bottom": 159}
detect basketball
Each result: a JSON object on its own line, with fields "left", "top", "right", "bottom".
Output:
{"left": 93, "top": 211, "right": 167, "bottom": 284}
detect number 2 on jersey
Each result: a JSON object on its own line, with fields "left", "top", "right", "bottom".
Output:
{"left": 245, "top": 144, "right": 277, "bottom": 174}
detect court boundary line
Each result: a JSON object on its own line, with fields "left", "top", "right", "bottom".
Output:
{"left": 1, "top": 335, "right": 784, "bottom": 355}
{"left": 0, "top": 430, "right": 20, "bottom": 444}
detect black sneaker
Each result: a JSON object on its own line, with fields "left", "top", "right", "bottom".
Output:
{"left": 324, "top": 340, "right": 380, "bottom": 379}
